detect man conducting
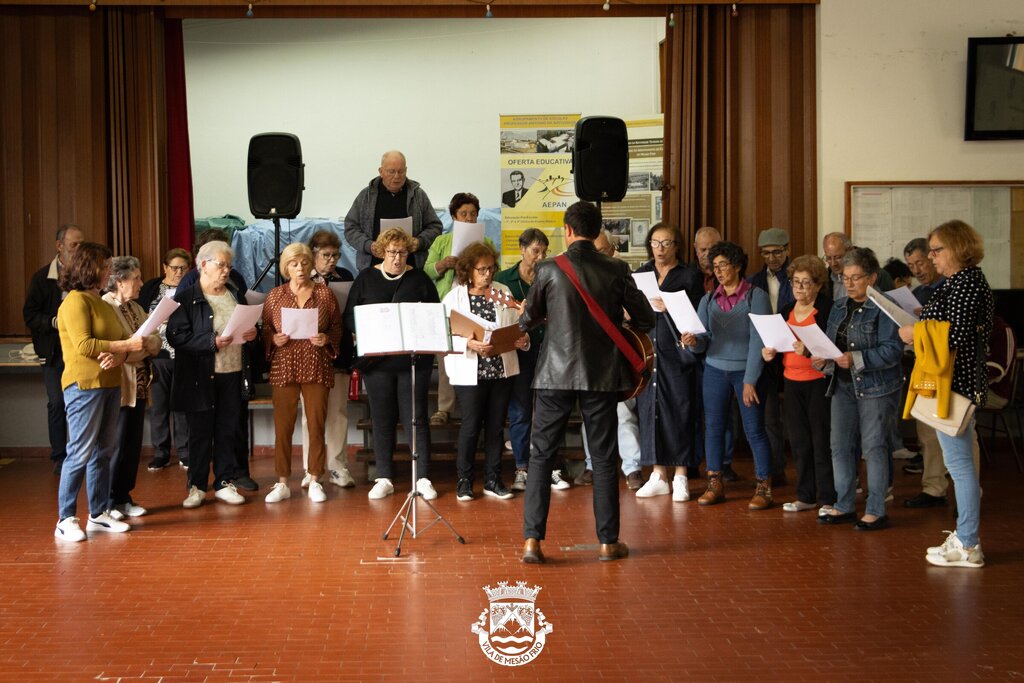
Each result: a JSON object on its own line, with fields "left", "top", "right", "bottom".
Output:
{"left": 518, "top": 201, "right": 655, "bottom": 564}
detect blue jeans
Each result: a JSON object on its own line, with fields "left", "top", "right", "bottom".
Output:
{"left": 583, "top": 398, "right": 641, "bottom": 475}
{"left": 702, "top": 365, "right": 772, "bottom": 479}
{"left": 58, "top": 384, "right": 121, "bottom": 520}
{"left": 508, "top": 345, "right": 538, "bottom": 469}
{"left": 936, "top": 420, "right": 981, "bottom": 548}
{"left": 830, "top": 379, "right": 896, "bottom": 517}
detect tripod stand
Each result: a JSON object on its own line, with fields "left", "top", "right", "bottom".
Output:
{"left": 382, "top": 353, "right": 465, "bottom": 557}
{"left": 252, "top": 216, "right": 283, "bottom": 290}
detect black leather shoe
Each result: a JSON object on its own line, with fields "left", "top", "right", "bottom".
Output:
{"left": 598, "top": 542, "right": 629, "bottom": 562}
{"left": 522, "top": 539, "right": 545, "bottom": 564}
{"left": 817, "top": 511, "right": 856, "bottom": 525}
{"left": 854, "top": 515, "right": 890, "bottom": 531}
{"left": 721, "top": 465, "right": 741, "bottom": 482}
{"left": 904, "top": 492, "right": 947, "bottom": 508}
{"left": 232, "top": 476, "right": 259, "bottom": 492}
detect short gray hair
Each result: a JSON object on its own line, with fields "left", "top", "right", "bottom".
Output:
{"left": 107, "top": 255, "right": 140, "bottom": 291}
{"left": 196, "top": 240, "right": 233, "bottom": 266}
{"left": 841, "top": 247, "right": 880, "bottom": 275}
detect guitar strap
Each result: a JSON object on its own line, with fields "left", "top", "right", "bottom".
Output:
{"left": 554, "top": 254, "right": 645, "bottom": 375}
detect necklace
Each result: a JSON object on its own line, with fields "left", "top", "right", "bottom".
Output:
{"left": 381, "top": 268, "right": 405, "bottom": 282}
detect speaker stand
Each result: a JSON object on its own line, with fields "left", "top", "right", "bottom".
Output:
{"left": 252, "top": 215, "right": 283, "bottom": 289}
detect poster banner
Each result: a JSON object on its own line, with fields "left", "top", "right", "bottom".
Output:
{"left": 598, "top": 116, "right": 664, "bottom": 270}
{"left": 499, "top": 114, "right": 581, "bottom": 267}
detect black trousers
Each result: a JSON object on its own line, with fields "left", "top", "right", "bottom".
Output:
{"left": 454, "top": 378, "right": 513, "bottom": 484}
{"left": 783, "top": 376, "right": 836, "bottom": 505}
{"left": 148, "top": 357, "right": 190, "bottom": 464}
{"left": 42, "top": 363, "right": 67, "bottom": 464}
{"left": 762, "top": 364, "right": 787, "bottom": 476}
{"left": 110, "top": 401, "right": 147, "bottom": 506}
{"left": 524, "top": 389, "right": 620, "bottom": 544}
{"left": 363, "top": 365, "right": 431, "bottom": 481}
{"left": 185, "top": 372, "right": 243, "bottom": 491}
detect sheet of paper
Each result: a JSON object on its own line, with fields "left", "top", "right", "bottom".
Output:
{"left": 660, "top": 290, "right": 706, "bottom": 335}
{"left": 134, "top": 297, "right": 180, "bottom": 338}
{"left": 380, "top": 217, "right": 413, "bottom": 236}
{"left": 353, "top": 304, "right": 405, "bottom": 355}
{"left": 399, "top": 302, "right": 451, "bottom": 353}
{"left": 221, "top": 303, "right": 263, "bottom": 344}
{"left": 281, "top": 308, "right": 318, "bottom": 339}
{"left": 163, "top": 287, "right": 176, "bottom": 300}
{"left": 450, "top": 221, "right": 485, "bottom": 257}
{"left": 885, "top": 286, "right": 922, "bottom": 315}
{"left": 328, "top": 281, "right": 352, "bottom": 314}
{"left": 789, "top": 321, "right": 843, "bottom": 360}
{"left": 749, "top": 313, "right": 798, "bottom": 352}
{"left": 244, "top": 290, "right": 267, "bottom": 305}
{"left": 631, "top": 272, "right": 661, "bottom": 301}
{"left": 867, "top": 286, "right": 918, "bottom": 327}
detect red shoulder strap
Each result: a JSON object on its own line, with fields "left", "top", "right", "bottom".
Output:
{"left": 554, "top": 254, "right": 645, "bottom": 374}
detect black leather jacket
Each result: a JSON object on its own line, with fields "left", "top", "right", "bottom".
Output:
{"left": 22, "top": 260, "right": 64, "bottom": 366}
{"left": 520, "top": 240, "right": 655, "bottom": 392}
{"left": 167, "top": 281, "right": 259, "bottom": 412}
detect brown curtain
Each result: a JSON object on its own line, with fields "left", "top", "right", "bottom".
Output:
{"left": 663, "top": 4, "right": 817, "bottom": 259}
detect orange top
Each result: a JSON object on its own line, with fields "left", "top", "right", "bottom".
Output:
{"left": 783, "top": 308, "right": 825, "bottom": 382}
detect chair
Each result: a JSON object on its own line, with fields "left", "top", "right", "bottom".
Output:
{"left": 976, "top": 348, "right": 1024, "bottom": 472}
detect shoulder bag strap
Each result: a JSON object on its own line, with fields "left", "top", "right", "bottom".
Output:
{"left": 554, "top": 254, "right": 644, "bottom": 374}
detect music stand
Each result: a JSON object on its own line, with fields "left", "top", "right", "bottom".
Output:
{"left": 376, "top": 352, "right": 465, "bottom": 556}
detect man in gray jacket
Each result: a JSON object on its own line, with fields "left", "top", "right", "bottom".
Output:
{"left": 343, "top": 150, "right": 442, "bottom": 271}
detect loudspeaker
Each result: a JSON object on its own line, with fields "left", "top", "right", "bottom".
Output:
{"left": 572, "top": 116, "right": 628, "bottom": 202}
{"left": 247, "top": 133, "right": 304, "bottom": 219}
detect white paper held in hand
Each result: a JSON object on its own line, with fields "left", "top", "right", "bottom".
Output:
{"left": 631, "top": 272, "right": 661, "bottom": 301}
{"left": 867, "top": 286, "right": 918, "bottom": 327}
{"left": 221, "top": 303, "right": 263, "bottom": 344}
{"left": 660, "top": 290, "right": 706, "bottom": 334}
{"left": 788, "top": 321, "right": 843, "bottom": 359}
{"left": 134, "top": 296, "right": 179, "bottom": 338}
{"left": 451, "top": 221, "right": 485, "bottom": 257}
{"left": 748, "top": 313, "right": 798, "bottom": 352}
{"left": 281, "top": 308, "right": 318, "bottom": 339}
{"left": 885, "top": 285, "right": 922, "bottom": 315}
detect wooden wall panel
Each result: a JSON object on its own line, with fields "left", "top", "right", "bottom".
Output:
{"left": 0, "top": 8, "right": 108, "bottom": 336}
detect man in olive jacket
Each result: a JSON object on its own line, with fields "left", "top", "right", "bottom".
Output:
{"left": 518, "top": 201, "right": 655, "bottom": 564}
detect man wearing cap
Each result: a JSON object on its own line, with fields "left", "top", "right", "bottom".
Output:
{"left": 748, "top": 227, "right": 793, "bottom": 486}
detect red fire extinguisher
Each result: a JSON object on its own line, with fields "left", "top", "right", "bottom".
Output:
{"left": 348, "top": 368, "right": 361, "bottom": 402}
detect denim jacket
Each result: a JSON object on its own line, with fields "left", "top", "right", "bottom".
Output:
{"left": 823, "top": 296, "right": 903, "bottom": 399}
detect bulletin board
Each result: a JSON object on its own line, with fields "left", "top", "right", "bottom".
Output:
{"left": 844, "top": 181, "right": 1024, "bottom": 289}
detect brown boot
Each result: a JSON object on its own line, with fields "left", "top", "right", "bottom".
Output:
{"left": 698, "top": 471, "right": 725, "bottom": 506}
{"left": 749, "top": 478, "right": 773, "bottom": 510}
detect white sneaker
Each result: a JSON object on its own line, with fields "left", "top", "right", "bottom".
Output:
{"left": 672, "top": 475, "right": 690, "bottom": 502}
{"left": 265, "top": 482, "right": 291, "bottom": 503}
{"left": 183, "top": 485, "right": 204, "bottom": 508}
{"left": 783, "top": 500, "right": 817, "bottom": 512}
{"left": 892, "top": 447, "right": 918, "bottom": 460}
{"left": 54, "top": 517, "right": 86, "bottom": 542}
{"left": 416, "top": 477, "right": 438, "bottom": 500}
{"left": 636, "top": 471, "right": 671, "bottom": 498}
{"left": 300, "top": 472, "right": 312, "bottom": 488}
{"left": 214, "top": 483, "right": 245, "bottom": 505}
{"left": 926, "top": 531, "right": 984, "bottom": 568}
{"left": 87, "top": 511, "right": 130, "bottom": 533}
{"left": 329, "top": 467, "right": 356, "bottom": 488}
{"left": 115, "top": 502, "right": 147, "bottom": 518}
{"left": 107, "top": 507, "right": 126, "bottom": 521}
{"left": 510, "top": 469, "right": 528, "bottom": 491}
{"left": 550, "top": 470, "right": 571, "bottom": 490}
{"left": 368, "top": 478, "right": 394, "bottom": 500}
{"left": 308, "top": 480, "right": 327, "bottom": 503}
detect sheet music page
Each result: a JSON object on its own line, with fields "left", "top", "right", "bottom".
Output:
{"left": 281, "top": 308, "right": 318, "bottom": 339}
{"left": 867, "top": 286, "right": 918, "bottom": 327}
{"left": 451, "top": 221, "right": 485, "bottom": 257}
{"left": 244, "top": 290, "right": 267, "bottom": 305}
{"left": 748, "top": 313, "right": 798, "bottom": 352}
{"left": 380, "top": 217, "right": 413, "bottom": 236}
{"left": 398, "top": 302, "right": 451, "bottom": 353}
{"left": 631, "top": 272, "right": 661, "bottom": 301}
{"left": 789, "top": 321, "right": 843, "bottom": 359}
{"left": 221, "top": 303, "right": 263, "bottom": 344}
{"left": 353, "top": 303, "right": 405, "bottom": 355}
{"left": 661, "top": 290, "right": 706, "bottom": 334}
{"left": 134, "top": 297, "right": 180, "bottom": 338}
{"left": 885, "top": 286, "right": 923, "bottom": 315}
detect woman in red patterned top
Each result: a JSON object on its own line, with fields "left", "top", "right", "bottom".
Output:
{"left": 261, "top": 242, "right": 342, "bottom": 504}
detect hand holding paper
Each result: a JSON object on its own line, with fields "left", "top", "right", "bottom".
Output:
{"left": 789, "top": 321, "right": 842, "bottom": 359}
{"left": 661, "top": 290, "right": 706, "bottom": 335}
{"left": 221, "top": 303, "right": 263, "bottom": 344}
{"left": 749, "top": 314, "right": 798, "bottom": 353}
{"left": 134, "top": 297, "right": 179, "bottom": 338}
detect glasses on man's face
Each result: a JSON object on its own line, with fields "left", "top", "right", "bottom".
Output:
{"left": 166, "top": 265, "right": 187, "bottom": 273}
{"left": 316, "top": 251, "right": 341, "bottom": 261}
{"left": 474, "top": 265, "right": 497, "bottom": 275}
{"left": 791, "top": 278, "right": 815, "bottom": 289}
{"left": 761, "top": 249, "right": 787, "bottom": 258}
{"left": 824, "top": 254, "right": 844, "bottom": 264}
{"left": 649, "top": 239, "right": 676, "bottom": 249}
{"left": 385, "top": 249, "right": 409, "bottom": 258}
{"left": 927, "top": 246, "right": 945, "bottom": 256}
{"left": 841, "top": 273, "right": 868, "bottom": 285}
{"left": 381, "top": 168, "right": 407, "bottom": 177}
{"left": 712, "top": 262, "right": 733, "bottom": 273}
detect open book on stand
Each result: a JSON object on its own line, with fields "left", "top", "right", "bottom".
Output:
{"left": 353, "top": 302, "right": 452, "bottom": 356}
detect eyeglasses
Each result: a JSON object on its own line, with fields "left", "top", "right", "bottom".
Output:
{"left": 649, "top": 240, "right": 677, "bottom": 249}
{"left": 823, "top": 254, "right": 844, "bottom": 264}
{"left": 474, "top": 265, "right": 497, "bottom": 274}
{"left": 761, "top": 248, "right": 787, "bottom": 258}
{"left": 166, "top": 265, "right": 188, "bottom": 273}
{"left": 711, "top": 262, "right": 734, "bottom": 273}
{"left": 927, "top": 246, "right": 945, "bottom": 256}
{"left": 840, "top": 273, "right": 869, "bottom": 285}
{"left": 791, "top": 278, "right": 816, "bottom": 289}
{"left": 385, "top": 249, "right": 409, "bottom": 258}
{"left": 207, "top": 259, "right": 231, "bottom": 271}
{"left": 381, "top": 168, "right": 407, "bottom": 177}
{"left": 316, "top": 251, "right": 341, "bottom": 261}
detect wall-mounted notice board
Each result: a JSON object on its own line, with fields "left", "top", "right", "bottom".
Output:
{"left": 845, "top": 181, "right": 1024, "bottom": 289}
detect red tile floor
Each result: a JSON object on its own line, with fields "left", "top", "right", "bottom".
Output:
{"left": 1, "top": 450, "right": 1023, "bottom": 681}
